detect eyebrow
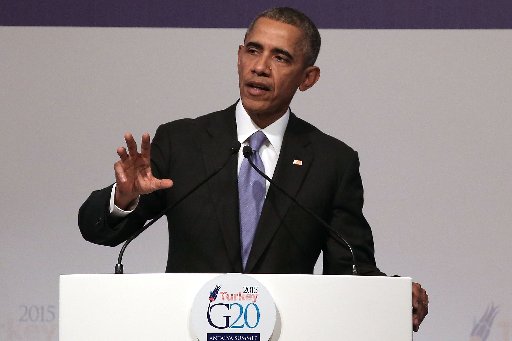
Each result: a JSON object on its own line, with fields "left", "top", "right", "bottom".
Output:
{"left": 245, "top": 41, "right": 294, "bottom": 62}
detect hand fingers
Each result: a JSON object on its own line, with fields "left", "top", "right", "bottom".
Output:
{"left": 155, "top": 178, "right": 173, "bottom": 190}
{"left": 412, "top": 282, "right": 428, "bottom": 332}
{"left": 412, "top": 282, "right": 426, "bottom": 308}
{"left": 412, "top": 283, "right": 420, "bottom": 309}
{"left": 124, "top": 132, "right": 138, "bottom": 157}
{"left": 140, "top": 133, "right": 151, "bottom": 159}
{"left": 117, "top": 147, "right": 129, "bottom": 162}
{"left": 114, "top": 160, "right": 128, "bottom": 183}
{"left": 117, "top": 132, "right": 171, "bottom": 196}
{"left": 417, "top": 285, "right": 429, "bottom": 313}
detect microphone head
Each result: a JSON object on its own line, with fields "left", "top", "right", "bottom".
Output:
{"left": 231, "top": 141, "right": 242, "bottom": 154}
{"left": 242, "top": 146, "right": 253, "bottom": 158}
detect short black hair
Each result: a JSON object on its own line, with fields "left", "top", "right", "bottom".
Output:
{"left": 245, "top": 7, "right": 321, "bottom": 67}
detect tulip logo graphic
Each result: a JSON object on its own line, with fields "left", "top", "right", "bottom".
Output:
{"left": 470, "top": 304, "right": 498, "bottom": 341}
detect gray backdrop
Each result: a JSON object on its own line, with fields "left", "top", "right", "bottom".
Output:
{"left": 1, "top": 27, "right": 511, "bottom": 340}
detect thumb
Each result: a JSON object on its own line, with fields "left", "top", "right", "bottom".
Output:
{"left": 155, "top": 178, "right": 173, "bottom": 190}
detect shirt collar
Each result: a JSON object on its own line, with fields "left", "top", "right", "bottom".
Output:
{"left": 235, "top": 100, "right": 289, "bottom": 151}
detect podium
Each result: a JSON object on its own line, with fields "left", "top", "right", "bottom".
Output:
{"left": 59, "top": 273, "right": 411, "bottom": 340}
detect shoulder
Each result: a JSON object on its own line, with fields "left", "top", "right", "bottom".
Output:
{"left": 154, "top": 103, "right": 236, "bottom": 136}
{"left": 289, "top": 113, "right": 357, "bottom": 159}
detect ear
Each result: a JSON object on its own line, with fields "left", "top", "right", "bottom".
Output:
{"left": 299, "top": 66, "right": 320, "bottom": 92}
{"left": 237, "top": 45, "right": 244, "bottom": 67}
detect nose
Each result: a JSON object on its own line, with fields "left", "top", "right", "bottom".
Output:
{"left": 252, "top": 55, "right": 271, "bottom": 76}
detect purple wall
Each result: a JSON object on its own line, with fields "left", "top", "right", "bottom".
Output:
{"left": 1, "top": 0, "right": 511, "bottom": 28}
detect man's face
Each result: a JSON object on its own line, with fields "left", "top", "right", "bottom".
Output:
{"left": 238, "top": 17, "right": 317, "bottom": 126}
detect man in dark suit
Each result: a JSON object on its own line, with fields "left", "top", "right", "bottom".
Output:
{"left": 79, "top": 7, "right": 428, "bottom": 331}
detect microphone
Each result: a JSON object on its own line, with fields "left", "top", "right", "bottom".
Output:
{"left": 114, "top": 142, "right": 242, "bottom": 274}
{"left": 242, "top": 145, "right": 359, "bottom": 275}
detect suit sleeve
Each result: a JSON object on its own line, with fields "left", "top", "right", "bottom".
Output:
{"left": 322, "top": 152, "right": 386, "bottom": 276}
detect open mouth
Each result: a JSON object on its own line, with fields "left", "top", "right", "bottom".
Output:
{"left": 247, "top": 81, "right": 271, "bottom": 92}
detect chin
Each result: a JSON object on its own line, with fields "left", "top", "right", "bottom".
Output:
{"left": 241, "top": 98, "right": 270, "bottom": 115}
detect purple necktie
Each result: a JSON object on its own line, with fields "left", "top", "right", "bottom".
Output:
{"left": 238, "top": 130, "right": 267, "bottom": 269}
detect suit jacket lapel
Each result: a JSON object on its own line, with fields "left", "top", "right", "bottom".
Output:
{"left": 199, "top": 104, "right": 243, "bottom": 272}
{"left": 245, "top": 113, "right": 314, "bottom": 273}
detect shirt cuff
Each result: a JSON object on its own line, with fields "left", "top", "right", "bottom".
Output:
{"left": 109, "top": 183, "right": 139, "bottom": 217}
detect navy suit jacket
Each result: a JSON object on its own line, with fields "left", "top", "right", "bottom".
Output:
{"left": 79, "top": 103, "right": 384, "bottom": 275}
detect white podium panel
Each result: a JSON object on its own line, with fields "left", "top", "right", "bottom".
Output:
{"left": 60, "top": 273, "right": 411, "bottom": 340}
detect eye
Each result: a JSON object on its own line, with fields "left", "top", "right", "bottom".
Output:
{"left": 274, "top": 55, "right": 290, "bottom": 64}
{"left": 246, "top": 46, "right": 259, "bottom": 55}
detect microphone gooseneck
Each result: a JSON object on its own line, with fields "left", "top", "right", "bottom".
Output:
{"left": 115, "top": 142, "right": 241, "bottom": 274}
{"left": 242, "top": 146, "right": 359, "bottom": 275}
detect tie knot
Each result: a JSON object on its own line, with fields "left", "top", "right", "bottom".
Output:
{"left": 249, "top": 130, "right": 267, "bottom": 151}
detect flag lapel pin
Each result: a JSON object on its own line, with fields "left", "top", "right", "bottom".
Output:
{"left": 292, "top": 159, "right": 303, "bottom": 166}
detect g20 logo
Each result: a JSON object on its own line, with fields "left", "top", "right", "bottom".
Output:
{"left": 207, "top": 302, "right": 261, "bottom": 329}
{"left": 191, "top": 274, "right": 276, "bottom": 341}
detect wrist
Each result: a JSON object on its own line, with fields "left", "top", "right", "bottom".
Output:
{"left": 114, "top": 188, "right": 138, "bottom": 210}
